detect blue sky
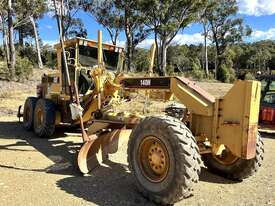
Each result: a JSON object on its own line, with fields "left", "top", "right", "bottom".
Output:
{"left": 37, "top": 0, "right": 275, "bottom": 47}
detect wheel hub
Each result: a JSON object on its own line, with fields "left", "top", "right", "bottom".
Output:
{"left": 138, "top": 136, "right": 169, "bottom": 183}
{"left": 148, "top": 142, "right": 166, "bottom": 175}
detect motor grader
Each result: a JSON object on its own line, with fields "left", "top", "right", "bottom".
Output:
{"left": 20, "top": 31, "right": 264, "bottom": 205}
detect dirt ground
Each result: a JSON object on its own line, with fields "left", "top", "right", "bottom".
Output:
{"left": 0, "top": 74, "right": 274, "bottom": 206}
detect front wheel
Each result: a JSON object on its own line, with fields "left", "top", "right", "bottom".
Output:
{"left": 127, "top": 116, "right": 201, "bottom": 205}
{"left": 202, "top": 133, "right": 264, "bottom": 180}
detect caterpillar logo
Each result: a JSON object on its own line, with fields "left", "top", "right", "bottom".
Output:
{"left": 140, "top": 79, "right": 151, "bottom": 86}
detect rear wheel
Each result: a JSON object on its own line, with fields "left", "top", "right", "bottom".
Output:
{"left": 128, "top": 116, "right": 201, "bottom": 205}
{"left": 203, "top": 133, "right": 264, "bottom": 180}
{"left": 23, "top": 97, "right": 38, "bottom": 130}
{"left": 34, "top": 99, "right": 56, "bottom": 138}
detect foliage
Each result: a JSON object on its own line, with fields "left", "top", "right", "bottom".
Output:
{"left": 83, "top": 0, "right": 123, "bottom": 45}
{"left": 18, "top": 45, "right": 38, "bottom": 65}
{"left": 138, "top": 0, "right": 207, "bottom": 74}
{"left": 41, "top": 47, "right": 57, "bottom": 68}
{"left": 14, "top": 0, "right": 47, "bottom": 45}
{"left": 52, "top": 0, "right": 87, "bottom": 39}
{"left": 132, "top": 48, "right": 150, "bottom": 72}
{"left": 217, "top": 64, "right": 236, "bottom": 83}
{"left": 206, "top": 0, "right": 251, "bottom": 82}
{"left": 244, "top": 72, "right": 255, "bottom": 80}
{"left": 115, "top": 0, "right": 150, "bottom": 71}
{"left": 15, "top": 56, "right": 33, "bottom": 81}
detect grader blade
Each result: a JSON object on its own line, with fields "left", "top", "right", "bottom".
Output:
{"left": 77, "top": 129, "right": 132, "bottom": 174}
{"left": 78, "top": 140, "right": 97, "bottom": 174}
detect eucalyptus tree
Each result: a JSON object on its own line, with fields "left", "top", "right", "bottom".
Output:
{"left": 138, "top": 0, "right": 207, "bottom": 75}
{"left": 0, "top": 2, "right": 10, "bottom": 67}
{"left": 7, "top": 0, "right": 15, "bottom": 79}
{"left": 206, "top": 0, "right": 251, "bottom": 81}
{"left": 15, "top": 0, "right": 47, "bottom": 69}
{"left": 83, "top": 0, "right": 123, "bottom": 46}
{"left": 114, "top": 0, "right": 150, "bottom": 72}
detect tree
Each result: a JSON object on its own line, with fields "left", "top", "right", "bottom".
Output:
{"left": 7, "top": 0, "right": 15, "bottom": 79}
{"left": 132, "top": 48, "right": 150, "bottom": 72}
{"left": 49, "top": 0, "right": 87, "bottom": 39}
{"left": 61, "top": 0, "right": 87, "bottom": 38}
{"left": 206, "top": 0, "right": 251, "bottom": 81}
{"left": 199, "top": 0, "right": 216, "bottom": 76}
{"left": 16, "top": 23, "right": 34, "bottom": 47}
{"left": 83, "top": 0, "right": 123, "bottom": 45}
{"left": 14, "top": 0, "right": 47, "bottom": 69}
{"left": 114, "top": 0, "right": 150, "bottom": 72}
{"left": 138, "top": 0, "right": 207, "bottom": 75}
{"left": 0, "top": 4, "right": 10, "bottom": 68}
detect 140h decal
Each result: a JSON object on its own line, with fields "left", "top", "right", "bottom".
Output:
{"left": 140, "top": 79, "right": 151, "bottom": 86}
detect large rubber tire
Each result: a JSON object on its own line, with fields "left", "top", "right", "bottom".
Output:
{"left": 23, "top": 97, "right": 38, "bottom": 130}
{"left": 33, "top": 99, "right": 56, "bottom": 138}
{"left": 127, "top": 116, "right": 202, "bottom": 205}
{"left": 202, "top": 133, "right": 264, "bottom": 180}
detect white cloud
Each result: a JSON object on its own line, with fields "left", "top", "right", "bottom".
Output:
{"left": 250, "top": 27, "right": 275, "bottom": 41}
{"left": 43, "top": 40, "right": 57, "bottom": 46}
{"left": 107, "top": 40, "right": 126, "bottom": 47}
{"left": 138, "top": 39, "right": 156, "bottom": 48}
{"left": 237, "top": 0, "right": 275, "bottom": 16}
{"left": 172, "top": 33, "right": 204, "bottom": 45}
{"left": 137, "top": 33, "right": 204, "bottom": 48}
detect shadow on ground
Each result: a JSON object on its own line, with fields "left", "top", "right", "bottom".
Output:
{"left": 260, "top": 132, "right": 275, "bottom": 139}
{"left": 0, "top": 121, "right": 81, "bottom": 175}
{"left": 0, "top": 120, "right": 260, "bottom": 205}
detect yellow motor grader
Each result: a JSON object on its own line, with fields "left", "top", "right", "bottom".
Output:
{"left": 20, "top": 31, "right": 264, "bottom": 205}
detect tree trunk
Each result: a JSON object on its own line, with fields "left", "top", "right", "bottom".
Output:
{"left": 30, "top": 16, "right": 43, "bottom": 69}
{"left": 154, "top": 31, "right": 160, "bottom": 75}
{"left": 203, "top": 23, "right": 209, "bottom": 77}
{"left": 125, "top": 32, "right": 132, "bottom": 72}
{"left": 214, "top": 50, "right": 218, "bottom": 78}
{"left": 18, "top": 26, "right": 24, "bottom": 47}
{"left": 0, "top": 15, "right": 10, "bottom": 66}
{"left": 159, "top": 37, "right": 167, "bottom": 76}
{"left": 124, "top": 13, "right": 133, "bottom": 72}
{"left": 8, "top": 0, "right": 15, "bottom": 80}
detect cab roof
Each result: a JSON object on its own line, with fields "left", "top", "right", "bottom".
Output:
{"left": 54, "top": 37, "right": 124, "bottom": 53}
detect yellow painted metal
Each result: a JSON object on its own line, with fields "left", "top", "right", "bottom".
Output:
{"left": 43, "top": 31, "right": 262, "bottom": 163}
{"left": 214, "top": 80, "right": 261, "bottom": 159}
{"left": 170, "top": 78, "right": 214, "bottom": 116}
{"left": 97, "top": 30, "right": 103, "bottom": 66}
{"left": 78, "top": 129, "right": 132, "bottom": 174}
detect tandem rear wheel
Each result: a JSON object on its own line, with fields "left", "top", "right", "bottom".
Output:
{"left": 202, "top": 133, "right": 264, "bottom": 180}
{"left": 33, "top": 98, "right": 56, "bottom": 138}
{"left": 23, "top": 97, "right": 38, "bottom": 130}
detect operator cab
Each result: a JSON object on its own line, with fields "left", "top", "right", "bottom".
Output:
{"left": 54, "top": 38, "right": 124, "bottom": 95}
{"left": 257, "top": 75, "right": 275, "bottom": 126}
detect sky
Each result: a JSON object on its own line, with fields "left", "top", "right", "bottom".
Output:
{"left": 36, "top": 0, "right": 275, "bottom": 48}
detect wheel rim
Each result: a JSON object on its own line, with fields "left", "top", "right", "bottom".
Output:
{"left": 212, "top": 148, "right": 239, "bottom": 165}
{"left": 36, "top": 108, "right": 44, "bottom": 128}
{"left": 138, "top": 136, "right": 170, "bottom": 183}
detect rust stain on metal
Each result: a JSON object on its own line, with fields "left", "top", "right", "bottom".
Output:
{"left": 243, "top": 124, "right": 257, "bottom": 159}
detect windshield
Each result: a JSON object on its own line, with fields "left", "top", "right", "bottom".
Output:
{"left": 79, "top": 45, "right": 119, "bottom": 71}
